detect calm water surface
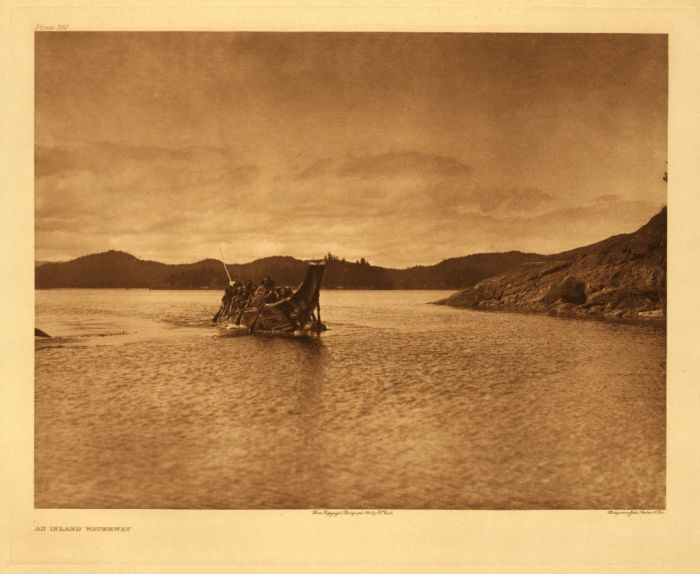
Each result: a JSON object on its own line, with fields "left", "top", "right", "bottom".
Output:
{"left": 35, "top": 289, "right": 665, "bottom": 509}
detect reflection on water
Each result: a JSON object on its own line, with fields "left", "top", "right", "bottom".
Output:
{"left": 35, "top": 289, "right": 665, "bottom": 509}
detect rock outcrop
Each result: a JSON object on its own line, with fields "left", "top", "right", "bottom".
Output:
{"left": 436, "top": 207, "right": 666, "bottom": 322}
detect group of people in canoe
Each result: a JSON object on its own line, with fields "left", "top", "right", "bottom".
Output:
{"left": 212, "top": 276, "right": 292, "bottom": 323}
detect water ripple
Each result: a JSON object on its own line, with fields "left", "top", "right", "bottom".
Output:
{"left": 35, "top": 289, "right": 665, "bottom": 509}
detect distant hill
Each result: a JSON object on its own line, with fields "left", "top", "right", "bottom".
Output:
{"left": 436, "top": 207, "right": 666, "bottom": 322}
{"left": 385, "top": 252, "right": 543, "bottom": 289}
{"left": 34, "top": 250, "right": 541, "bottom": 290}
{"left": 35, "top": 251, "right": 171, "bottom": 288}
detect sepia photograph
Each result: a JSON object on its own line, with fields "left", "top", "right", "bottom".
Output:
{"left": 34, "top": 31, "right": 667, "bottom": 510}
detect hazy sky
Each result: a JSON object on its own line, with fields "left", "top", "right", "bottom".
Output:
{"left": 35, "top": 32, "right": 667, "bottom": 267}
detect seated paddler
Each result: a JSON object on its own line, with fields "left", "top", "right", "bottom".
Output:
{"left": 223, "top": 280, "right": 240, "bottom": 314}
{"left": 261, "top": 276, "right": 278, "bottom": 303}
{"left": 213, "top": 279, "right": 238, "bottom": 322}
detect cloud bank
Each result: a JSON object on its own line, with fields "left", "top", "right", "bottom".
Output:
{"left": 35, "top": 33, "right": 667, "bottom": 267}
{"left": 35, "top": 143, "right": 663, "bottom": 267}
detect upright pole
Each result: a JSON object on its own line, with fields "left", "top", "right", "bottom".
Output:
{"left": 218, "top": 245, "right": 232, "bottom": 283}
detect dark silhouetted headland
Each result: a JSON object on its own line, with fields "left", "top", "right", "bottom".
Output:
{"left": 34, "top": 250, "right": 541, "bottom": 290}
{"left": 435, "top": 207, "right": 666, "bottom": 322}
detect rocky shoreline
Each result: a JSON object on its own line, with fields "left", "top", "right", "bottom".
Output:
{"left": 435, "top": 207, "right": 666, "bottom": 324}
{"left": 434, "top": 299, "right": 665, "bottom": 326}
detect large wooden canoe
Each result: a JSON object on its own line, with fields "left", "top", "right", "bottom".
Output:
{"left": 218, "top": 263, "right": 326, "bottom": 336}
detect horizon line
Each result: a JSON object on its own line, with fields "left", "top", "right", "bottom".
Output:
{"left": 35, "top": 247, "right": 549, "bottom": 271}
